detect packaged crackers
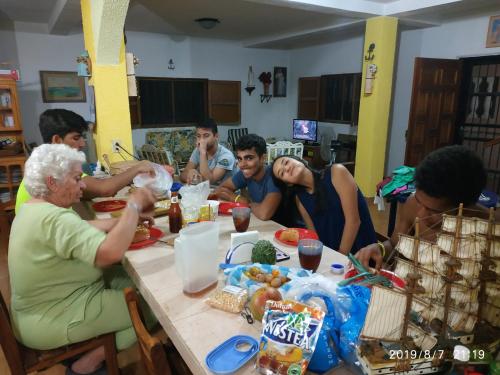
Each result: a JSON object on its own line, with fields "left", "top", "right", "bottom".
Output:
{"left": 256, "top": 300, "right": 325, "bottom": 375}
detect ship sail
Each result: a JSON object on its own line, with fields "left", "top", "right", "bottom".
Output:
{"left": 483, "top": 302, "right": 500, "bottom": 327}
{"left": 395, "top": 234, "right": 440, "bottom": 266}
{"left": 361, "top": 286, "right": 407, "bottom": 341}
{"left": 436, "top": 234, "right": 484, "bottom": 259}
{"left": 442, "top": 215, "right": 500, "bottom": 237}
{"left": 394, "top": 259, "right": 443, "bottom": 298}
{"left": 408, "top": 323, "right": 437, "bottom": 351}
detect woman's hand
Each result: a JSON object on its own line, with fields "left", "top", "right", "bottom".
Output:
{"left": 128, "top": 187, "right": 156, "bottom": 215}
{"left": 355, "top": 243, "right": 383, "bottom": 270}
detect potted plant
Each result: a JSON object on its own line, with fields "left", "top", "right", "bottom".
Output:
{"left": 258, "top": 72, "right": 272, "bottom": 95}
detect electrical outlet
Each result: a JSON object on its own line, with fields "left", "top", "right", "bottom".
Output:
{"left": 111, "top": 140, "right": 121, "bottom": 153}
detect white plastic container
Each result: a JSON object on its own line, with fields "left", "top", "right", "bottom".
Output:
{"left": 175, "top": 221, "right": 220, "bottom": 295}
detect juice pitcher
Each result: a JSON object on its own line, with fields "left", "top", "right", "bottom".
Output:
{"left": 175, "top": 222, "right": 220, "bottom": 295}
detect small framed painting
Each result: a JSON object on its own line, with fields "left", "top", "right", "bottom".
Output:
{"left": 40, "top": 71, "right": 87, "bottom": 103}
{"left": 486, "top": 15, "right": 500, "bottom": 48}
{"left": 273, "top": 67, "right": 287, "bottom": 97}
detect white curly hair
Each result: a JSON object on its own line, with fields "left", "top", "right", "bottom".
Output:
{"left": 24, "top": 143, "right": 86, "bottom": 198}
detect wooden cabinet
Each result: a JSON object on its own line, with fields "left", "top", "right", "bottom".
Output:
{"left": 0, "top": 77, "right": 25, "bottom": 209}
{"left": 303, "top": 144, "right": 327, "bottom": 170}
{"left": 297, "top": 77, "right": 320, "bottom": 119}
{"left": 208, "top": 80, "right": 241, "bottom": 124}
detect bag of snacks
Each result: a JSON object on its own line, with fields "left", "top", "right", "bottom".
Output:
{"left": 256, "top": 300, "right": 325, "bottom": 375}
{"left": 205, "top": 285, "right": 248, "bottom": 314}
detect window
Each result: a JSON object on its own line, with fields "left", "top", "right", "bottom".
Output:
{"left": 319, "top": 73, "right": 361, "bottom": 125}
{"left": 131, "top": 77, "right": 208, "bottom": 128}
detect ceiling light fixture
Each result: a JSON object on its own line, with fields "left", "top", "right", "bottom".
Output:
{"left": 195, "top": 18, "right": 220, "bottom": 30}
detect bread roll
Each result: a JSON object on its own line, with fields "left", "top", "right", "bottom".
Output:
{"left": 133, "top": 225, "right": 150, "bottom": 243}
{"left": 279, "top": 229, "right": 299, "bottom": 243}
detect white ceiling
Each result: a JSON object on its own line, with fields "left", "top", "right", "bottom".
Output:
{"left": 0, "top": 0, "right": 499, "bottom": 49}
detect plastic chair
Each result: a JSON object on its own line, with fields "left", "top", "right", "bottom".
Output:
{"left": 227, "top": 128, "right": 248, "bottom": 151}
{"left": 266, "top": 141, "right": 304, "bottom": 164}
{"left": 0, "top": 290, "right": 120, "bottom": 375}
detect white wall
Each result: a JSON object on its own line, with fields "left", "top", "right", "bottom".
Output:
{"left": 387, "top": 15, "right": 500, "bottom": 173}
{"left": 13, "top": 22, "right": 91, "bottom": 145}
{"left": 289, "top": 35, "right": 364, "bottom": 144}
{"left": 128, "top": 33, "right": 291, "bottom": 146}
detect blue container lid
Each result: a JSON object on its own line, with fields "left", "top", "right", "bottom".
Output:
{"left": 170, "top": 182, "right": 183, "bottom": 192}
{"left": 205, "top": 335, "right": 258, "bottom": 374}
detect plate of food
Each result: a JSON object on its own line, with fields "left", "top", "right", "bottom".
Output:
{"left": 274, "top": 228, "right": 319, "bottom": 246}
{"left": 92, "top": 199, "right": 127, "bottom": 212}
{"left": 218, "top": 201, "right": 250, "bottom": 215}
{"left": 129, "top": 226, "right": 164, "bottom": 250}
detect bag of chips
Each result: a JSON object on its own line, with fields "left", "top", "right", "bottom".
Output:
{"left": 256, "top": 300, "right": 325, "bottom": 375}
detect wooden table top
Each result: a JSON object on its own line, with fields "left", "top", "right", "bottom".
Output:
{"left": 96, "top": 198, "right": 354, "bottom": 374}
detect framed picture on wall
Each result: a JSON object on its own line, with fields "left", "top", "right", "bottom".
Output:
{"left": 486, "top": 15, "right": 500, "bottom": 48}
{"left": 40, "top": 71, "right": 87, "bottom": 103}
{"left": 273, "top": 67, "right": 287, "bottom": 97}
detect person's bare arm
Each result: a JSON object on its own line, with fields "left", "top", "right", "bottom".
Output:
{"left": 82, "top": 160, "right": 155, "bottom": 199}
{"left": 88, "top": 218, "right": 118, "bottom": 232}
{"left": 295, "top": 196, "right": 315, "bottom": 231}
{"left": 250, "top": 192, "right": 281, "bottom": 221}
{"left": 331, "top": 164, "right": 361, "bottom": 255}
{"left": 215, "top": 178, "right": 238, "bottom": 201}
{"left": 94, "top": 188, "right": 156, "bottom": 267}
{"left": 355, "top": 194, "right": 416, "bottom": 269}
{"left": 180, "top": 160, "right": 197, "bottom": 183}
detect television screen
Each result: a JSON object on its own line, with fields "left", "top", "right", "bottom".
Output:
{"left": 293, "top": 119, "right": 318, "bottom": 142}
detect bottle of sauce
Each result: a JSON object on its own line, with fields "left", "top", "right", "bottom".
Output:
{"left": 168, "top": 192, "right": 182, "bottom": 233}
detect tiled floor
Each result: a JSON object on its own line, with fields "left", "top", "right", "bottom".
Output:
{"left": 0, "top": 199, "right": 389, "bottom": 374}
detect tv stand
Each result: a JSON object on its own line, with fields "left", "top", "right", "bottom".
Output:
{"left": 303, "top": 144, "right": 327, "bottom": 169}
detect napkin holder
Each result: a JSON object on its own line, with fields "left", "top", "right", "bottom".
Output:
{"left": 225, "top": 231, "right": 258, "bottom": 264}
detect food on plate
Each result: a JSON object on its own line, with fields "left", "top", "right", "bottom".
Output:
{"left": 279, "top": 228, "right": 299, "bottom": 243}
{"left": 132, "top": 225, "right": 150, "bottom": 243}
{"left": 248, "top": 286, "right": 282, "bottom": 322}
{"left": 244, "top": 267, "right": 289, "bottom": 288}
{"left": 251, "top": 240, "right": 276, "bottom": 265}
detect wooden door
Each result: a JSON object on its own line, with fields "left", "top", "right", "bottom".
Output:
{"left": 208, "top": 80, "right": 241, "bottom": 124}
{"left": 404, "top": 58, "right": 462, "bottom": 166}
{"left": 297, "top": 77, "right": 320, "bottom": 119}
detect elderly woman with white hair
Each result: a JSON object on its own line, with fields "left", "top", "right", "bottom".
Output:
{"left": 8, "top": 144, "right": 157, "bottom": 375}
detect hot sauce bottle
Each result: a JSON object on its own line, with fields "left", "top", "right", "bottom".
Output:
{"left": 168, "top": 192, "right": 182, "bottom": 233}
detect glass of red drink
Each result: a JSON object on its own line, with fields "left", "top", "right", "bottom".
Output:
{"left": 298, "top": 239, "right": 323, "bottom": 272}
{"left": 232, "top": 207, "right": 251, "bottom": 232}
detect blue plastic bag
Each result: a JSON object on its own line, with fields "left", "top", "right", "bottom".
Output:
{"left": 298, "top": 291, "right": 339, "bottom": 373}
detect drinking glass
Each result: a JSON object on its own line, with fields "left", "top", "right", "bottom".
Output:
{"left": 232, "top": 207, "right": 251, "bottom": 232}
{"left": 298, "top": 239, "right": 323, "bottom": 272}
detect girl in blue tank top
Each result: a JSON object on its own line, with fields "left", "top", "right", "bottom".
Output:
{"left": 272, "top": 155, "right": 376, "bottom": 255}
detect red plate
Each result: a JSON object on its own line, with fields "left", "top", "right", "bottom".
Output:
{"left": 129, "top": 227, "right": 164, "bottom": 250}
{"left": 344, "top": 268, "right": 405, "bottom": 288}
{"left": 218, "top": 201, "right": 250, "bottom": 215}
{"left": 92, "top": 200, "right": 127, "bottom": 212}
{"left": 274, "top": 228, "right": 319, "bottom": 246}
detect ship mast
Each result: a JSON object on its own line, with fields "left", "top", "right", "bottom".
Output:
{"left": 477, "top": 207, "right": 496, "bottom": 320}
{"left": 441, "top": 204, "right": 463, "bottom": 340}
{"left": 401, "top": 218, "right": 423, "bottom": 348}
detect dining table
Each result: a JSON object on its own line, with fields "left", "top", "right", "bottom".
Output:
{"left": 93, "top": 197, "right": 358, "bottom": 375}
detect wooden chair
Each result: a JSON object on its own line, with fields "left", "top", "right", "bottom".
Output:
{"left": 124, "top": 287, "right": 173, "bottom": 375}
{"left": 137, "top": 144, "right": 179, "bottom": 175}
{"left": 0, "top": 291, "right": 120, "bottom": 375}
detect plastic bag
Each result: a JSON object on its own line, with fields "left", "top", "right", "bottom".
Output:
{"left": 133, "top": 163, "right": 173, "bottom": 195}
{"left": 297, "top": 290, "right": 339, "bottom": 373}
{"left": 179, "top": 181, "right": 210, "bottom": 209}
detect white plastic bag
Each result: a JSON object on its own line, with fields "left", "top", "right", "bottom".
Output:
{"left": 179, "top": 181, "right": 210, "bottom": 223}
{"left": 133, "top": 163, "right": 173, "bottom": 195}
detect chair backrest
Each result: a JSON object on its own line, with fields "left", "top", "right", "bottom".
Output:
{"left": 227, "top": 128, "right": 248, "bottom": 151}
{"left": 124, "top": 288, "right": 172, "bottom": 375}
{"left": 0, "top": 290, "right": 27, "bottom": 374}
{"left": 266, "top": 141, "right": 304, "bottom": 164}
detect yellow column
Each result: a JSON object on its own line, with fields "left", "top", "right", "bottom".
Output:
{"left": 80, "top": 0, "right": 132, "bottom": 164}
{"left": 354, "top": 16, "right": 398, "bottom": 196}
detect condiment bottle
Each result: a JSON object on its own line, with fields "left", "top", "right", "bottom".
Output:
{"left": 168, "top": 192, "right": 182, "bottom": 233}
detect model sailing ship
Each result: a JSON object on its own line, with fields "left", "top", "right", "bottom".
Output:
{"left": 357, "top": 205, "right": 500, "bottom": 374}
